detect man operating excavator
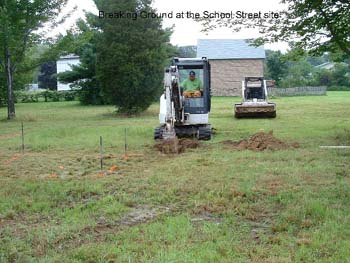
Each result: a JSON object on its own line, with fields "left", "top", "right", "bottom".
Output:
{"left": 181, "top": 71, "right": 203, "bottom": 98}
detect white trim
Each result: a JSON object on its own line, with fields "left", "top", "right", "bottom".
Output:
{"left": 320, "top": 146, "right": 350, "bottom": 149}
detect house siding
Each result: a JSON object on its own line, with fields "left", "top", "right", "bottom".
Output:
{"left": 210, "top": 59, "right": 264, "bottom": 96}
{"left": 56, "top": 56, "right": 80, "bottom": 91}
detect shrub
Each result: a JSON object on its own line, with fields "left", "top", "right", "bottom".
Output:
{"left": 13, "top": 90, "right": 77, "bottom": 103}
{"left": 50, "top": 91, "right": 61, "bottom": 102}
{"left": 63, "top": 91, "right": 76, "bottom": 101}
{"left": 43, "top": 90, "right": 63, "bottom": 102}
{"left": 15, "top": 91, "right": 40, "bottom": 103}
{"left": 42, "top": 90, "right": 52, "bottom": 102}
{"left": 327, "top": 86, "right": 350, "bottom": 91}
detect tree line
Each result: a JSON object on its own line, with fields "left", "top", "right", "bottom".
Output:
{"left": 265, "top": 50, "right": 349, "bottom": 89}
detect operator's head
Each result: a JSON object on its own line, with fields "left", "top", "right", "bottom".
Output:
{"left": 189, "top": 71, "right": 196, "bottom": 81}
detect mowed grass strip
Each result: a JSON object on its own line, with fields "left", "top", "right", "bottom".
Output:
{"left": 0, "top": 92, "right": 350, "bottom": 262}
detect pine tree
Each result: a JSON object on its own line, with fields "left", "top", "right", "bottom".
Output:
{"left": 38, "top": 62, "right": 57, "bottom": 90}
{"left": 94, "top": 0, "right": 172, "bottom": 114}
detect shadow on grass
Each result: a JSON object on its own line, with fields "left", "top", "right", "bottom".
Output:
{"left": 100, "top": 108, "right": 158, "bottom": 119}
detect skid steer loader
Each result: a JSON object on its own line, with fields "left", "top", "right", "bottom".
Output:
{"left": 234, "top": 77, "right": 276, "bottom": 118}
{"left": 154, "top": 57, "right": 212, "bottom": 140}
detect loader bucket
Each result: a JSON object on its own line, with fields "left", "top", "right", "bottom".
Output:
{"left": 234, "top": 103, "right": 276, "bottom": 118}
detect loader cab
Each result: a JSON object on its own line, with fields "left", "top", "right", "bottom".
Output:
{"left": 244, "top": 77, "right": 266, "bottom": 101}
{"left": 173, "top": 57, "right": 211, "bottom": 115}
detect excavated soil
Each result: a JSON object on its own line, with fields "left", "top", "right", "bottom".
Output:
{"left": 154, "top": 138, "right": 201, "bottom": 154}
{"left": 222, "top": 131, "right": 299, "bottom": 151}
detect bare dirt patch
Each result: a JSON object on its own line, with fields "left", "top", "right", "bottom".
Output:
{"left": 154, "top": 138, "right": 200, "bottom": 154}
{"left": 191, "top": 211, "right": 222, "bottom": 225}
{"left": 222, "top": 131, "right": 299, "bottom": 151}
{"left": 0, "top": 132, "right": 20, "bottom": 140}
{"left": 50, "top": 205, "right": 172, "bottom": 251}
{"left": 117, "top": 205, "right": 170, "bottom": 226}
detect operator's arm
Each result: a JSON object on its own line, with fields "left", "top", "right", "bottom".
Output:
{"left": 181, "top": 79, "right": 188, "bottom": 92}
{"left": 198, "top": 79, "right": 203, "bottom": 90}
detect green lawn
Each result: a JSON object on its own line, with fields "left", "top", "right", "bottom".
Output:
{"left": 0, "top": 92, "right": 350, "bottom": 262}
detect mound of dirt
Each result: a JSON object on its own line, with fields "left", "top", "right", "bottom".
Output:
{"left": 222, "top": 131, "right": 299, "bottom": 151}
{"left": 154, "top": 138, "right": 200, "bottom": 154}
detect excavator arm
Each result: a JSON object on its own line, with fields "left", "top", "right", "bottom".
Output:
{"left": 163, "top": 66, "right": 184, "bottom": 139}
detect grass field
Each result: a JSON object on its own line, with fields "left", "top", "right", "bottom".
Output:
{"left": 1, "top": 92, "right": 350, "bottom": 262}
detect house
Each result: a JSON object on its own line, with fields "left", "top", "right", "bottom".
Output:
{"left": 315, "top": 62, "right": 335, "bottom": 70}
{"left": 56, "top": 54, "right": 80, "bottom": 91}
{"left": 197, "top": 39, "right": 265, "bottom": 96}
{"left": 25, "top": 83, "right": 39, "bottom": 92}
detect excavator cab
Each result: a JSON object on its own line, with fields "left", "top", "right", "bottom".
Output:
{"left": 177, "top": 58, "right": 211, "bottom": 117}
{"left": 155, "top": 57, "right": 212, "bottom": 140}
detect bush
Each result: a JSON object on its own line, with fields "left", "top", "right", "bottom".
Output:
{"left": 331, "top": 63, "right": 350, "bottom": 86}
{"left": 50, "top": 91, "right": 61, "bottom": 102}
{"left": 40, "top": 90, "right": 61, "bottom": 102}
{"left": 21, "top": 94, "right": 39, "bottom": 103}
{"left": 327, "top": 86, "right": 350, "bottom": 91}
{"left": 42, "top": 90, "right": 52, "bottom": 102}
{"left": 14, "top": 90, "right": 77, "bottom": 103}
{"left": 15, "top": 91, "right": 40, "bottom": 103}
{"left": 312, "top": 68, "right": 332, "bottom": 86}
{"left": 63, "top": 91, "right": 76, "bottom": 101}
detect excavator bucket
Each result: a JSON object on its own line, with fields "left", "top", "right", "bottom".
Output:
{"left": 234, "top": 102, "right": 276, "bottom": 118}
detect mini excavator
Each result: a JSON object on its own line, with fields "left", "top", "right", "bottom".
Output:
{"left": 154, "top": 57, "right": 212, "bottom": 140}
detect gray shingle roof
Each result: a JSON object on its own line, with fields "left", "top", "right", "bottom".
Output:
{"left": 197, "top": 39, "right": 265, "bottom": 60}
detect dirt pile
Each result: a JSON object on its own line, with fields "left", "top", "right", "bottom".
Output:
{"left": 222, "top": 131, "right": 299, "bottom": 151}
{"left": 154, "top": 138, "right": 200, "bottom": 154}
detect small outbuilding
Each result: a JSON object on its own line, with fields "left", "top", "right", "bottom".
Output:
{"left": 197, "top": 39, "right": 265, "bottom": 96}
{"left": 315, "top": 62, "right": 335, "bottom": 70}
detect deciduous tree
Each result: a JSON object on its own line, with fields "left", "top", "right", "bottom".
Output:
{"left": 177, "top": 46, "right": 197, "bottom": 58}
{"left": 265, "top": 50, "right": 288, "bottom": 86}
{"left": 0, "top": 0, "right": 69, "bottom": 119}
{"left": 199, "top": 0, "right": 350, "bottom": 57}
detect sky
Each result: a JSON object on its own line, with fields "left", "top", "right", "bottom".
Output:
{"left": 59, "top": 0, "right": 289, "bottom": 51}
